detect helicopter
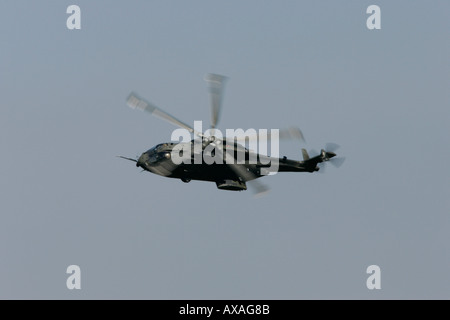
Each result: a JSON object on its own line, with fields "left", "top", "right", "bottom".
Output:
{"left": 119, "top": 73, "right": 345, "bottom": 195}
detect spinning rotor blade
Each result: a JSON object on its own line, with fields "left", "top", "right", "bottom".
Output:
{"left": 329, "top": 156, "right": 345, "bottom": 168}
{"left": 205, "top": 73, "right": 227, "bottom": 129}
{"left": 325, "top": 143, "right": 340, "bottom": 153}
{"left": 214, "top": 144, "right": 269, "bottom": 197}
{"left": 127, "top": 92, "right": 203, "bottom": 137}
{"left": 318, "top": 156, "right": 346, "bottom": 173}
{"left": 230, "top": 162, "right": 269, "bottom": 196}
{"left": 280, "top": 127, "right": 305, "bottom": 141}
{"left": 316, "top": 143, "right": 345, "bottom": 173}
{"left": 233, "top": 126, "right": 305, "bottom": 143}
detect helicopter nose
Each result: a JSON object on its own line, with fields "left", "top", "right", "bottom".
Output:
{"left": 137, "top": 153, "right": 148, "bottom": 167}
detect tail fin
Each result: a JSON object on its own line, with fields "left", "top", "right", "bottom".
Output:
{"left": 301, "top": 149, "right": 320, "bottom": 172}
{"left": 301, "top": 148, "right": 310, "bottom": 161}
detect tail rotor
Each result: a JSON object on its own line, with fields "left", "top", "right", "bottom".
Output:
{"left": 309, "top": 144, "right": 345, "bottom": 173}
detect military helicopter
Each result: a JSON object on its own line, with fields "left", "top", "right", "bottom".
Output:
{"left": 119, "top": 74, "right": 344, "bottom": 195}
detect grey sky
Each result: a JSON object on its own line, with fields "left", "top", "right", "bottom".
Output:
{"left": 1, "top": 1, "right": 449, "bottom": 299}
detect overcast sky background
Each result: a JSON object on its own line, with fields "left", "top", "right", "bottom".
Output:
{"left": 1, "top": 1, "right": 449, "bottom": 299}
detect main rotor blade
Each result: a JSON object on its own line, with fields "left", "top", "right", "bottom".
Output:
{"left": 231, "top": 163, "right": 269, "bottom": 196}
{"left": 127, "top": 92, "right": 203, "bottom": 137}
{"left": 205, "top": 73, "right": 227, "bottom": 129}
{"left": 214, "top": 145, "right": 269, "bottom": 196}
{"left": 233, "top": 127, "right": 305, "bottom": 143}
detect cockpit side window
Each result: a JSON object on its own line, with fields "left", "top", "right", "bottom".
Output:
{"left": 147, "top": 143, "right": 171, "bottom": 155}
{"left": 156, "top": 143, "right": 169, "bottom": 152}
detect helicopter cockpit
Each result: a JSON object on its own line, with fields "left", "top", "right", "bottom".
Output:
{"left": 146, "top": 143, "right": 172, "bottom": 154}
{"left": 144, "top": 143, "right": 174, "bottom": 163}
